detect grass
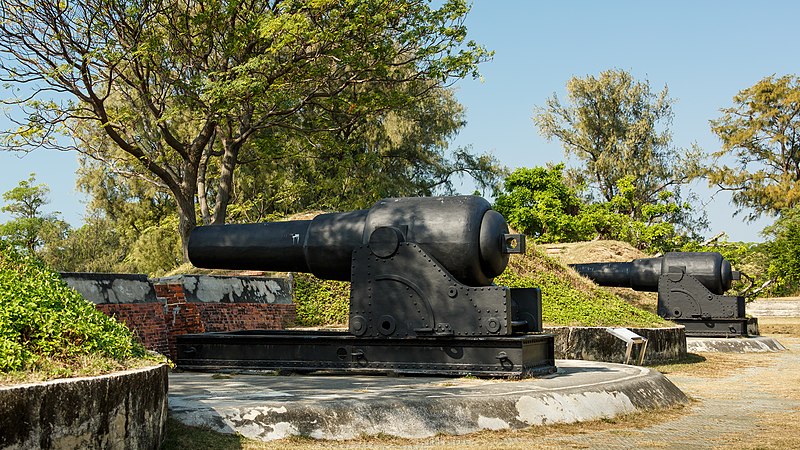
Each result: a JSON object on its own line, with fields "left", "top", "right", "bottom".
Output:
{"left": 289, "top": 244, "right": 669, "bottom": 330}
{"left": 497, "top": 245, "right": 668, "bottom": 327}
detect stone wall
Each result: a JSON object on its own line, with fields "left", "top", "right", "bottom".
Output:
{"left": 0, "top": 364, "right": 168, "bottom": 450}
{"left": 62, "top": 273, "right": 297, "bottom": 359}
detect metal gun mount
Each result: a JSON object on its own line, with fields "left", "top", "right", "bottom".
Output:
{"left": 571, "top": 252, "right": 758, "bottom": 337}
{"left": 176, "top": 196, "right": 555, "bottom": 377}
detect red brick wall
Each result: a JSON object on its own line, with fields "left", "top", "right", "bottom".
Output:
{"left": 199, "top": 303, "right": 296, "bottom": 332}
{"left": 94, "top": 281, "right": 296, "bottom": 359}
{"left": 96, "top": 303, "right": 170, "bottom": 356}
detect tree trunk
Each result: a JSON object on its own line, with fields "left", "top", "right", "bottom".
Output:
{"left": 212, "top": 138, "right": 241, "bottom": 225}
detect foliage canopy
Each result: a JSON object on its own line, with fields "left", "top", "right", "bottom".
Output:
{"left": 0, "top": 0, "right": 492, "bottom": 259}
{"left": 0, "top": 174, "right": 68, "bottom": 253}
{"left": 708, "top": 75, "right": 800, "bottom": 220}
{"left": 493, "top": 165, "right": 697, "bottom": 253}
{"left": 534, "top": 69, "right": 702, "bottom": 227}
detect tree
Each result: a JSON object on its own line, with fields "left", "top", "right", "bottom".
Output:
{"left": 0, "top": 174, "right": 68, "bottom": 252}
{"left": 0, "top": 0, "right": 490, "bottom": 259}
{"left": 763, "top": 206, "right": 800, "bottom": 295}
{"left": 708, "top": 75, "right": 800, "bottom": 220}
{"left": 493, "top": 164, "right": 585, "bottom": 242}
{"left": 534, "top": 69, "right": 702, "bottom": 222}
{"left": 225, "top": 85, "right": 505, "bottom": 219}
{"left": 494, "top": 166, "right": 697, "bottom": 252}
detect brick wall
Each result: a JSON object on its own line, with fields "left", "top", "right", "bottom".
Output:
{"left": 63, "top": 273, "right": 296, "bottom": 359}
{"left": 153, "top": 280, "right": 296, "bottom": 358}
{"left": 95, "top": 303, "right": 170, "bottom": 356}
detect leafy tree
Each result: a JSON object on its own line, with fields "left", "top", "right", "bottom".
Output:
{"left": 38, "top": 216, "right": 128, "bottom": 274}
{"left": 0, "top": 174, "right": 68, "bottom": 253}
{"left": 763, "top": 207, "right": 800, "bottom": 295}
{"left": 534, "top": 69, "right": 702, "bottom": 225}
{"left": 493, "top": 164, "right": 585, "bottom": 242}
{"left": 0, "top": 0, "right": 490, "bottom": 259}
{"left": 708, "top": 75, "right": 800, "bottom": 220}
{"left": 226, "top": 86, "right": 505, "bottom": 219}
{"left": 494, "top": 166, "right": 696, "bottom": 253}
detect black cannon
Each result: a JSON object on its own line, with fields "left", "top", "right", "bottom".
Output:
{"left": 571, "top": 252, "right": 757, "bottom": 337}
{"left": 176, "top": 196, "right": 555, "bottom": 377}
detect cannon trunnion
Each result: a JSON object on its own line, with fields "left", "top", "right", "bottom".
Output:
{"left": 176, "top": 196, "right": 555, "bottom": 377}
{"left": 571, "top": 252, "right": 756, "bottom": 337}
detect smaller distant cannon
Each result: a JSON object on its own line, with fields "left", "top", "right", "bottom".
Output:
{"left": 571, "top": 252, "right": 757, "bottom": 337}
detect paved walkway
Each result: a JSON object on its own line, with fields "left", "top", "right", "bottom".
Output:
{"left": 524, "top": 338, "right": 800, "bottom": 449}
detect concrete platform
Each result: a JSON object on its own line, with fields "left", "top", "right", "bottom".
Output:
{"left": 747, "top": 297, "right": 800, "bottom": 317}
{"left": 686, "top": 336, "right": 786, "bottom": 353}
{"left": 168, "top": 359, "right": 688, "bottom": 441}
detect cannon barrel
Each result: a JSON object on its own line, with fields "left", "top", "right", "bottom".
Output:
{"left": 570, "top": 252, "right": 738, "bottom": 295}
{"left": 188, "top": 196, "right": 518, "bottom": 286}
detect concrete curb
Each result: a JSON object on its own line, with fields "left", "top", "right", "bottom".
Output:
{"left": 169, "top": 359, "right": 688, "bottom": 441}
{"left": 545, "top": 326, "right": 686, "bottom": 364}
{"left": 0, "top": 364, "right": 168, "bottom": 450}
{"left": 686, "top": 336, "right": 786, "bottom": 353}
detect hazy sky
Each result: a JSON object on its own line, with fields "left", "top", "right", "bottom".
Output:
{"left": 2, "top": 0, "right": 798, "bottom": 242}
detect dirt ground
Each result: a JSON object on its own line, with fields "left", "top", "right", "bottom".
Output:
{"left": 163, "top": 316, "right": 800, "bottom": 450}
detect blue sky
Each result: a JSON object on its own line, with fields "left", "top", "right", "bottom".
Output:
{"left": 1, "top": 1, "right": 798, "bottom": 242}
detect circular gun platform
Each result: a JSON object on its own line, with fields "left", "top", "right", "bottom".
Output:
{"left": 686, "top": 336, "right": 786, "bottom": 353}
{"left": 168, "top": 359, "right": 687, "bottom": 441}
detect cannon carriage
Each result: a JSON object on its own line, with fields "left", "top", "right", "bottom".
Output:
{"left": 571, "top": 252, "right": 758, "bottom": 337}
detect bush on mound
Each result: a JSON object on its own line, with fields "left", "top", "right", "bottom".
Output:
{"left": 0, "top": 241, "right": 147, "bottom": 377}
{"left": 496, "top": 245, "right": 668, "bottom": 328}
{"left": 293, "top": 273, "right": 349, "bottom": 326}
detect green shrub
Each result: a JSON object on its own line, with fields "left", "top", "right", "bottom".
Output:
{"left": 0, "top": 241, "right": 146, "bottom": 373}
{"left": 494, "top": 166, "right": 697, "bottom": 253}
{"left": 292, "top": 273, "right": 349, "bottom": 326}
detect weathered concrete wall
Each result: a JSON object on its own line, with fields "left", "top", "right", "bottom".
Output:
{"left": 157, "top": 275, "right": 292, "bottom": 304}
{"left": 0, "top": 364, "right": 168, "bottom": 450}
{"left": 61, "top": 273, "right": 157, "bottom": 305}
{"left": 545, "top": 326, "right": 686, "bottom": 364}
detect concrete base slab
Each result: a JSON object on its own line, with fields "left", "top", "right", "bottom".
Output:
{"left": 686, "top": 336, "right": 786, "bottom": 353}
{"left": 168, "top": 359, "right": 688, "bottom": 441}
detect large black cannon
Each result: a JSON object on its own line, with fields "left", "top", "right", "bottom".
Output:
{"left": 571, "top": 253, "right": 757, "bottom": 337}
{"left": 176, "top": 196, "right": 555, "bottom": 377}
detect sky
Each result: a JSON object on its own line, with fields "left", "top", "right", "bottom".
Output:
{"left": 1, "top": 1, "right": 799, "bottom": 242}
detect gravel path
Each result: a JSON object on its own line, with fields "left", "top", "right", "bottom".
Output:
{"left": 498, "top": 336, "right": 800, "bottom": 449}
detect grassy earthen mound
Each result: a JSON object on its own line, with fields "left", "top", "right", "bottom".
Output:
{"left": 497, "top": 244, "right": 668, "bottom": 328}
{"left": 170, "top": 237, "right": 667, "bottom": 328}
{"left": 541, "top": 240, "right": 659, "bottom": 314}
